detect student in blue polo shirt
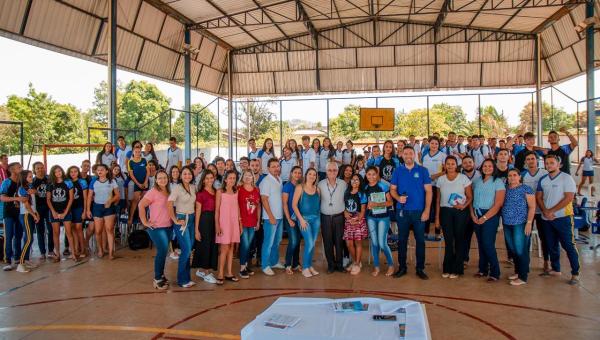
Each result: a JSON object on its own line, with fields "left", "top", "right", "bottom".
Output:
{"left": 536, "top": 154, "right": 580, "bottom": 285}
{"left": 390, "top": 145, "right": 432, "bottom": 280}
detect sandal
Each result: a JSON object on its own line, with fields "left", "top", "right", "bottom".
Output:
{"left": 216, "top": 277, "right": 224, "bottom": 285}
{"left": 225, "top": 276, "right": 239, "bottom": 282}
{"left": 371, "top": 268, "right": 380, "bottom": 277}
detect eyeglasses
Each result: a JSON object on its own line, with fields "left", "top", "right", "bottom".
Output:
{"left": 327, "top": 169, "right": 337, "bottom": 172}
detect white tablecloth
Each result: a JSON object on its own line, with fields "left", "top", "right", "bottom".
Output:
{"left": 241, "top": 297, "right": 431, "bottom": 340}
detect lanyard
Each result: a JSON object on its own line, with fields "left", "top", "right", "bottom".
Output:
{"left": 327, "top": 180, "right": 338, "bottom": 207}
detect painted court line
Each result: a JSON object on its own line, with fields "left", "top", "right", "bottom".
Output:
{"left": 0, "top": 324, "right": 240, "bottom": 339}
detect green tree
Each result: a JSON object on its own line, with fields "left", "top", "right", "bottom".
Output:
{"left": 478, "top": 105, "right": 510, "bottom": 137}
{"left": 118, "top": 80, "right": 172, "bottom": 143}
{"left": 4, "top": 84, "right": 89, "bottom": 153}
{"left": 396, "top": 108, "right": 450, "bottom": 138}
{"left": 516, "top": 101, "right": 575, "bottom": 133}
{"left": 330, "top": 105, "right": 370, "bottom": 140}
{"left": 236, "top": 100, "right": 277, "bottom": 140}
{"left": 431, "top": 103, "right": 471, "bottom": 135}
{"left": 172, "top": 104, "right": 219, "bottom": 145}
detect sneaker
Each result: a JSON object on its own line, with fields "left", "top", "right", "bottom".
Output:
{"left": 240, "top": 269, "right": 250, "bottom": 279}
{"left": 302, "top": 268, "right": 313, "bottom": 278}
{"left": 342, "top": 257, "right": 351, "bottom": 268}
{"left": 262, "top": 267, "right": 275, "bottom": 276}
{"left": 271, "top": 262, "right": 285, "bottom": 270}
{"left": 441, "top": 273, "right": 450, "bottom": 278}
{"left": 510, "top": 279, "right": 527, "bottom": 286}
{"left": 508, "top": 274, "right": 518, "bottom": 280}
{"left": 169, "top": 252, "right": 179, "bottom": 260}
{"left": 203, "top": 273, "right": 218, "bottom": 284}
{"left": 568, "top": 275, "right": 580, "bottom": 285}
{"left": 16, "top": 264, "right": 30, "bottom": 273}
{"left": 549, "top": 270, "right": 562, "bottom": 276}
{"left": 195, "top": 270, "right": 206, "bottom": 279}
{"left": 3, "top": 263, "right": 14, "bottom": 271}
{"left": 153, "top": 279, "right": 169, "bottom": 290}
{"left": 449, "top": 274, "right": 459, "bottom": 279}
{"left": 246, "top": 267, "right": 255, "bottom": 276}
{"left": 309, "top": 267, "right": 319, "bottom": 276}
{"left": 181, "top": 281, "right": 196, "bottom": 288}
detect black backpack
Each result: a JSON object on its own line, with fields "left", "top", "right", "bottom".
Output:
{"left": 128, "top": 230, "right": 150, "bottom": 250}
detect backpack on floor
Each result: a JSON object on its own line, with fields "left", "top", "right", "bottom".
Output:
{"left": 128, "top": 230, "right": 150, "bottom": 250}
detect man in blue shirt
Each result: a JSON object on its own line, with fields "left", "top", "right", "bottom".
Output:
{"left": 390, "top": 146, "right": 432, "bottom": 280}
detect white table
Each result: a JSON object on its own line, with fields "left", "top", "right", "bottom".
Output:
{"left": 241, "top": 297, "right": 431, "bottom": 340}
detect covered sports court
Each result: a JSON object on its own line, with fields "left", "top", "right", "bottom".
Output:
{"left": 0, "top": 0, "right": 600, "bottom": 339}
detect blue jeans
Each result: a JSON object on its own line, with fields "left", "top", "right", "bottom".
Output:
{"left": 543, "top": 216, "right": 580, "bottom": 275}
{"left": 146, "top": 227, "right": 173, "bottom": 281}
{"left": 3, "top": 216, "right": 23, "bottom": 263}
{"left": 367, "top": 216, "right": 393, "bottom": 268}
{"left": 503, "top": 223, "right": 531, "bottom": 281}
{"left": 261, "top": 219, "right": 283, "bottom": 270}
{"left": 173, "top": 213, "right": 194, "bottom": 285}
{"left": 240, "top": 227, "right": 256, "bottom": 266}
{"left": 299, "top": 215, "right": 320, "bottom": 269}
{"left": 474, "top": 210, "right": 500, "bottom": 279}
{"left": 396, "top": 210, "right": 426, "bottom": 271}
{"left": 284, "top": 218, "right": 301, "bottom": 268}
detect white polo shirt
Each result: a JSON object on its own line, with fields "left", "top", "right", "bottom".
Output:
{"left": 301, "top": 148, "right": 316, "bottom": 176}
{"left": 422, "top": 151, "right": 446, "bottom": 185}
{"left": 537, "top": 171, "right": 576, "bottom": 220}
{"left": 166, "top": 147, "right": 183, "bottom": 171}
{"left": 259, "top": 173, "right": 283, "bottom": 220}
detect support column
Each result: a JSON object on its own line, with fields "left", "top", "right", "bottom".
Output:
{"left": 535, "top": 34, "right": 543, "bottom": 146}
{"left": 108, "top": 0, "right": 117, "bottom": 145}
{"left": 586, "top": 1, "right": 596, "bottom": 153}
{"left": 477, "top": 95, "right": 482, "bottom": 135}
{"left": 184, "top": 27, "right": 192, "bottom": 163}
{"left": 227, "top": 51, "right": 234, "bottom": 159}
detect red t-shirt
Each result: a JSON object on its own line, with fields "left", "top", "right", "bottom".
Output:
{"left": 238, "top": 186, "right": 260, "bottom": 227}
{"left": 196, "top": 189, "right": 216, "bottom": 212}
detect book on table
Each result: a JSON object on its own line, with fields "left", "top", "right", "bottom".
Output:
{"left": 263, "top": 314, "right": 301, "bottom": 329}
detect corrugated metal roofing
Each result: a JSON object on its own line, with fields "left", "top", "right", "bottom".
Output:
{"left": 0, "top": 0, "right": 596, "bottom": 97}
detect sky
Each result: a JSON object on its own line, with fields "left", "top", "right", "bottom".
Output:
{"left": 0, "top": 36, "right": 598, "bottom": 127}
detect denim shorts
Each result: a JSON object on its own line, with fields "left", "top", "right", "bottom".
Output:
{"left": 583, "top": 170, "right": 594, "bottom": 177}
{"left": 49, "top": 211, "right": 72, "bottom": 223}
{"left": 71, "top": 206, "right": 84, "bottom": 224}
{"left": 92, "top": 203, "right": 116, "bottom": 218}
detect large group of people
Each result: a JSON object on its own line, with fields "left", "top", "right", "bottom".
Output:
{"left": 0, "top": 129, "right": 591, "bottom": 288}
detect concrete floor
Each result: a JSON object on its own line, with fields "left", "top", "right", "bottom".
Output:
{"left": 0, "top": 231, "right": 599, "bottom": 340}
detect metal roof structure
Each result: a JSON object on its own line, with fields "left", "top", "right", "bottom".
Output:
{"left": 0, "top": 0, "right": 598, "bottom": 97}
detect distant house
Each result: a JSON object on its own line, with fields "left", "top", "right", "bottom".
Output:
{"left": 292, "top": 129, "right": 328, "bottom": 139}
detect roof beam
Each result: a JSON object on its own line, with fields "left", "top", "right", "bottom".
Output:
{"left": 434, "top": 0, "right": 452, "bottom": 36}
{"left": 190, "top": 0, "right": 588, "bottom": 30}
{"left": 234, "top": 18, "right": 533, "bottom": 54}
{"left": 531, "top": 0, "right": 582, "bottom": 34}
{"left": 296, "top": 0, "right": 319, "bottom": 47}
{"left": 448, "top": 0, "right": 586, "bottom": 12}
{"left": 143, "top": 0, "right": 233, "bottom": 50}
